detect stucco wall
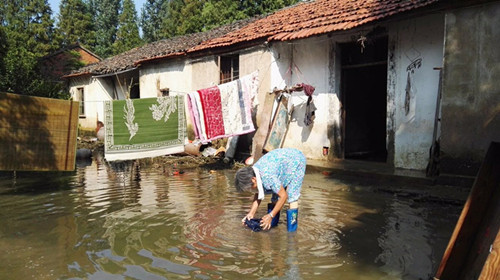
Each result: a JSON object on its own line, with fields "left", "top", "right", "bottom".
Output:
{"left": 69, "top": 76, "right": 112, "bottom": 129}
{"left": 269, "top": 14, "right": 444, "bottom": 167}
{"left": 271, "top": 38, "right": 340, "bottom": 159}
{"left": 139, "top": 59, "right": 192, "bottom": 97}
{"left": 441, "top": 2, "right": 500, "bottom": 175}
{"left": 239, "top": 47, "right": 272, "bottom": 126}
{"left": 388, "top": 13, "right": 445, "bottom": 170}
{"left": 190, "top": 57, "right": 219, "bottom": 90}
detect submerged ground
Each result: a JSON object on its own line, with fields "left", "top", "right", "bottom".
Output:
{"left": 0, "top": 150, "right": 469, "bottom": 279}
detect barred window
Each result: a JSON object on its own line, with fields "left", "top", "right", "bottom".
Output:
{"left": 219, "top": 55, "right": 239, "bottom": 84}
{"left": 77, "top": 87, "right": 85, "bottom": 116}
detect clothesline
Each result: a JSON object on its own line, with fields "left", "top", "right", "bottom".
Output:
{"left": 271, "top": 83, "right": 315, "bottom": 96}
{"left": 78, "top": 84, "right": 314, "bottom": 104}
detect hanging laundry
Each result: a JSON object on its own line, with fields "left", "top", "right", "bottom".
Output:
{"left": 104, "top": 96, "right": 186, "bottom": 161}
{"left": 0, "top": 92, "right": 79, "bottom": 171}
{"left": 185, "top": 72, "right": 258, "bottom": 143}
{"left": 239, "top": 71, "right": 259, "bottom": 123}
{"left": 219, "top": 77, "right": 256, "bottom": 136}
{"left": 186, "top": 92, "right": 206, "bottom": 142}
{"left": 191, "top": 91, "right": 208, "bottom": 141}
{"left": 219, "top": 79, "right": 242, "bottom": 135}
{"left": 300, "top": 83, "right": 315, "bottom": 96}
{"left": 304, "top": 95, "right": 317, "bottom": 126}
{"left": 197, "top": 86, "right": 225, "bottom": 140}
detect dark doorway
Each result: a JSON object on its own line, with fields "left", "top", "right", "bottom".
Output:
{"left": 341, "top": 36, "right": 388, "bottom": 162}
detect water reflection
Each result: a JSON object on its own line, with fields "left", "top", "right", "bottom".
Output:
{"left": 375, "top": 200, "right": 432, "bottom": 279}
{"left": 0, "top": 159, "right": 467, "bottom": 280}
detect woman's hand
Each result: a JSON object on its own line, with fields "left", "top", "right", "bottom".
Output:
{"left": 241, "top": 213, "right": 254, "bottom": 224}
{"left": 260, "top": 214, "right": 272, "bottom": 230}
{"left": 242, "top": 194, "right": 261, "bottom": 225}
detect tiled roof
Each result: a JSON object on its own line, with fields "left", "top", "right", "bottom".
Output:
{"left": 67, "top": 0, "right": 439, "bottom": 77}
{"left": 188, "top": 0, "right": 438, "bottom": 52}
{"left": 66, "top": 16, "right": 261, "bottom": 76}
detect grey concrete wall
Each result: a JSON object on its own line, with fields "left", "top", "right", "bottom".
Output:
{"left": 388, "top": 14, "right": 445, "bottom": 170}
{"left": 441, "top": 1, "right": 500, "bottom": 175}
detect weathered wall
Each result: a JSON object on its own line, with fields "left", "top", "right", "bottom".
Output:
{"left": 269, "top": 13, "right": 444, "bottom": 167}
{"left": 139, "top": 59, "right": 191, "bottom": 97}
{"left": 387, "top": 13, "right": 445, "bottom": 170}
{"left": 190, "top": 57, "right": 219, "bottom": 90}
{"left": 441, "top": 2, "right": 500, "bottom": 175}
{"left": 270, "top": 37, "right": 339, "bottom": 159}
{"left": 69, "top": 76, "right": 112, "bottom": 129}
{"left": 239, "top": 47, "right": 272, "bottom": 125}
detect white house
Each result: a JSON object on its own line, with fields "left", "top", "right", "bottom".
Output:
{"left": 66, "top": 0, "right": 500, "bottom": 176}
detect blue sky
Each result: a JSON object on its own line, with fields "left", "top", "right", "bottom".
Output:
{"left": 48, "top": 0, "right": 147, "bottom": 19}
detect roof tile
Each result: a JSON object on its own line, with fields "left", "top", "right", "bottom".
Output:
{"left": 189, "top": 0, "right": 438, "bottom": 52}
{"left": 69, "top": 0, "right": 439, "bottom": 76}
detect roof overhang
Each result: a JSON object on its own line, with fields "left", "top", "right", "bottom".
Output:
{"left": 91, "top": 67, "right": 138, "bottom": 78}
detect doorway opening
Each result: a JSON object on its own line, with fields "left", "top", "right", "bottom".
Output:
{"left": 340, "top": 36, "right": 388, "bottom": 162}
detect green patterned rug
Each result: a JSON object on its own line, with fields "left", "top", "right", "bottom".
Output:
{"left": 104, "top": 96, "right": 186, "bottom": 161}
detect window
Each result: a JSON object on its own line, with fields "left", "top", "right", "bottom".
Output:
{"left": 160, "top": 88, "right": 169, "bottom": 97}
{"left": 77, "top": 87, "right": 85, "bottom": 116}
{"left": 219, "top": 55, "right": 239, "bottom": 84}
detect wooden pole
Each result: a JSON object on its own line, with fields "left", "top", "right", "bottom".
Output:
{"left": 434, "top": 142, "right": 500, "bottom": 279}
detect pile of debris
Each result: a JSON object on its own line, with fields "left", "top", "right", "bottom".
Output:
{"left": 76, "top": 137, "right": 245, "bottom": 171}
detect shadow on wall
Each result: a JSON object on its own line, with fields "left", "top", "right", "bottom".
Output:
{"left": 289, "top": 100, "right": 313, "bottom": 142}
{"left": 327, "top": 122, "right": 342, "bottom": 160}
{"left": 0, "top": 93, "right": 58, "bottom": 171}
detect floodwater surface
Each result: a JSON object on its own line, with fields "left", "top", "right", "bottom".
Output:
{"left": 0, "top": 157, "right": 468, "bottom": 280}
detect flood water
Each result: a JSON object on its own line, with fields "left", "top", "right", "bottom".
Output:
{"left": 0, "top": 157, "right": 469, "bottom": 280}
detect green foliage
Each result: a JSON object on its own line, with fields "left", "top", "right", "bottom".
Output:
{"left": 140, "top": 0, "right": 299, "bottom": 40}
{"left": 175, "top": 0, "right": 205, "bottom": 35}
{"left": 160, "top": 0, "right": 184, "bottom": 38}
{"left": 0, "top": 0, "right": 300, "bottom": 99}
{"left": 0, "top": 27, "right": 8, "bottom": 71}
{"left": 0, "top": 0, "right": 67, "bottom": 98}
{"left": 239, "top": 0, "right": 298, "bottom": 17}
{"left": 94, "top": 0, "right": 121, "bottom": 58}
{"left": 113, "top": 0, "right": 143, "bottom": 54}
{"left": 66, "top": 50, "right": 86, "bottom": 71}
{"left": 57, "top": 0, "right": 96, "bottom": 48}
{"left": 140, "top": 0, "right": 167, "bottom": 43}
{"left": 201, "top": 0, "right": 245, "bottom": 31}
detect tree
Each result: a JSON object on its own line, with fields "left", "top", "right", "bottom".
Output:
{"left": 57, "top": 0, "right": 96, "bottom": 48}
{"left": 113, "top": 0, "right": 143, "bottom": 54}
{"left": 175, "top": 0, "right": 205, "bottom": 35}
{"left": 201, "top": 0, "right": 245, "bottom": 31}
{"left": 94, "top": 0, "right": 120, "bottom": 58}
{"left": 140, "top": 0, "right": 168, "bottom": 43}
{"left": 0, "top": 0, "right": 63, "bottom": 97}
{"left": 138, "top": 0, "right": 298, "bottom": 42}
{"left": 239, "top": 0, "right": 298, "bottom": 17}
{"left": 0, "top": 26, "right": 8, "bottom": 79}
{"left": 160, "top": 0, "right": 184, "bottom": 38}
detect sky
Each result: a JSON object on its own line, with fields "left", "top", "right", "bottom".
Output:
{"left": 48, "top": 0, "right": 147, "bottom": 19}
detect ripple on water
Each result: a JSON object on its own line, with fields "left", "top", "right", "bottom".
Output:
{"left": 0, "top": 163, "right": 464, "bottom": 280}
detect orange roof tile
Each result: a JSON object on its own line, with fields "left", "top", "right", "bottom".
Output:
{"left": 188, "top": 0, "right": 438, "bottom": 53}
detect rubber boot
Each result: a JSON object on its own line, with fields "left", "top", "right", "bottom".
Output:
{"left": 267, "top": 203, "right": 280, "bottom": 227}
{"left": 286, "top": 208, "right": 298, "bottom": 232}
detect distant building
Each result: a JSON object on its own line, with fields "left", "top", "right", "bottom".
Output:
{"left": 40, "top": 43, "right": 101, "bottom": 82}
